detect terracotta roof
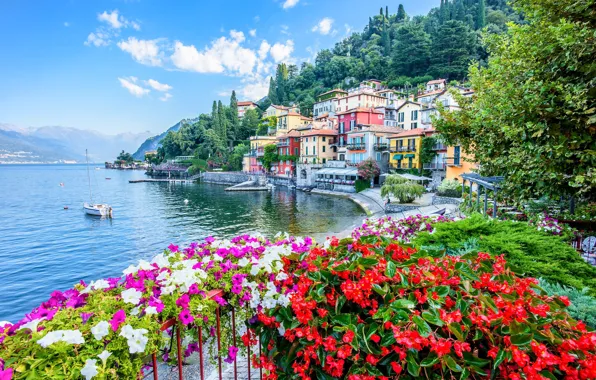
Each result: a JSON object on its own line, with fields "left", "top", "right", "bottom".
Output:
{"left": 238, "top": 101, "right": 258, "bottom": 106}
{"left": 395, "top": 100, "right": 422, "bottom": 111}
{"left": 317, "top": 88, "right": 347, "bottom": 98}
{"left": 300, "top": 116, "right": 312, "bottom": 121}
{"left": 335, "top": 107, "right": 384, "bottom": 116}
{"left": 387, "top": 129, "right": 427, "bottom": 139}
{"left": 418, "top": 89, "right": 447, "bottom": 98}
{"left": 314, "top": 113, "right": 329, "bottom": 120}
{"left": 270, "top": 104, "right": 289, "bottom": 110}
{"left": 278, "top": 129, "right": 302, "bottom": 139}
{"left": 284, "top": 111, "right": 301, "bottom": 117}
{"left": 427, "top": 79, "right": 446, "bottom": 85}
{"left": 301, "top": 129, "right": 337, "bottom": 137}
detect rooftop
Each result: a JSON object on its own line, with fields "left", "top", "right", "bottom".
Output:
{"left": 347, "top": 124, "right": 403, "bottom": 134}
{"left": 336, "top": 107, "right": 384, "bottom": 116}
{"left": 237, "top": 101, "right": 258, "bottom": 107}
{"left": 427, "top": 79, "right": 446, "bottom": 85}
{"left": 301, "top": 129, "right": 337, "bottom": 137}
{"left": 387, "top": 129, "right": 428, "bottom": 139}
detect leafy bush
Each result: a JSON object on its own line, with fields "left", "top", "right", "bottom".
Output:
{"left": 437, "top": 179, "right": 462, "bottom": 198}
{"left": 357, "top": 158, "right": 380, "bottom": 181}
{"left": 252, "top": 232, "right": 596, "bottom": 379}
{"left": 412, "top": 214, "right": 596, "bottom": 295}
{"left": 381, "top": 175, "right": 425, "bottom": 203}
{"left": 355, "top": 179, "right": 371, "bottom": 193}
{"left": 539, "top": 279, "right": 596, "bottom": 328}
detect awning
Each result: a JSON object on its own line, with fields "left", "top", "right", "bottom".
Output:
{"left": 398, "top": 173, "right": 432, "bottom": 181}
{"left": 405, "top": 153, "right": 415, "bottom": 158}
{"left": 316, "top": 167, "right": 358, "bottom": 177}
{"left": 393, "top": 154, "right": 403, "bottom": 160}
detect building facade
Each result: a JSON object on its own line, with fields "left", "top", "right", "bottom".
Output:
{"left": 388, "top": 129, "right": 425, "bottom": 171}
{"left": 299, "top": 129, "right": 338, "bottom": 165}
{"left": 313, "top": 89, "right": 347, "bottom": 117}
{"left": 273, "top": 130, "right": 301, "bottom": 177}
{"left": 243, "top": 135, "right": 277, "bottom": 173}
{"left": 345, "top": 124, "right": 401, "bottom": 172}
{"left": 237, "top": 101, "right": 258, "bottom": 118}
{"left": 335, "top": 108, "right": 385, "bottom": 161}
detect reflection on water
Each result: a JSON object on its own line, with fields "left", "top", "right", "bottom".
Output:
{"left": 0, "top": 165, "right": 364, "bottom": 321}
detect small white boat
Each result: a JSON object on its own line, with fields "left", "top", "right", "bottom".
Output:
{"left": 84, "top": 203, "right": 113, "bottom": 217}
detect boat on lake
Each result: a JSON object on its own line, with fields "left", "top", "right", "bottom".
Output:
{"left": 84, "top": 149, "right": 112, "bottom": 217}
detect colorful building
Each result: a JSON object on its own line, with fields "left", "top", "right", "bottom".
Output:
{"left": 345, "top": 124, "right": 401, "bottom": 171}
{"left": 299, "top": 129, "right": 338, "bottom": 165}
{"left": 445, "top": 146, "right": 477, "bottom": 183}
{"left": 335, "top": 107, "right": 385, "bottom": 152}
{"left": 313, "top": 89, "right": 347, "bottom": 117}
{"left": 243, "top": 135, "right": 277, "bottom": 173}
{"left": 387, "top": 129, "right": 426, "bottom": 170}
{"left": 237, "top": 101, "right": 258, "bottom": 118}
{"left": 335, "top": 90, "right": 387, "bottom": 114}
{"left": 378, "top": 100, "right": 422, "bottom": 129}
{"left": 276, "top": 112, "right": 311, "bottom": 136}
{"left": 273, "top": 130, "right": 301, "bottom": 177}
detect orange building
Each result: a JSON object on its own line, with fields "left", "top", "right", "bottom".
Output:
{"left": 445, "top": 145, "right": 477, "bottom": 182}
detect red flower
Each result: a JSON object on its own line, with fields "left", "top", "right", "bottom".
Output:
{"left": 390, "top": 362, "right": 402, "bottom": 375}
{"left": 342, "top": 330, "right": 355, "bottom": 343}
{"left": 366, "top": 354, "right": 379, "bottom": 365}
{"left": 370, "top": 334, "right": 380, "bottom": 343}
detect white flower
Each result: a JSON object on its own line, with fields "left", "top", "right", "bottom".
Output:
{"left": 121, "top": 288, "right": 143, "bottom": 305}
{"left": 92, "top": 279, "right": 110, "bottom": 290}
{"left": 145, "top": 306, "right": 158, "bottom": 315}
{"left": 123, "top": 264, "right": 138, "bottom": 275}
{"left": 81, "top": 359, "right": 98, "bottom": 380}
{"left": 37, "top": 331, "right": 64, "bottom": 348}
{"left": 119, "top": 324, "right": 149, "bottom": 354}
{"left": 91, "top": 321, "right": 110, "bottom": 341}
{"left": 238, "top": 257, "right": 250, "bottom": 267}
{"left": 0, "top": 321, "right": 11, "bottom": 328}
{"left": 151, "top": 253, "right": 170, "bottom": 268}
{"left": 62, "top": 329, "right": 85, "bottom": 345}
{"left": 98, "top": 350, "right": 111, "bottom": 365}
{"left": 276, "top": 272, "right": 288, "bottom": 281}
{"left": 19, "top": 318, "right": 44, "bottom": 332}
{"left": 130, "top": 307, "right": 140, "bottom": 316}
{"left": 278, "top": 325, "right": 286, "bottom": 336}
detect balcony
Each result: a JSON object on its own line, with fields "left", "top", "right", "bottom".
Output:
{"left": 423, "top": 162, "right": 446, "bottom": 170}
{"left": 391, "top": 163, "right": 413, "bottom": 170}
{"left": 267, "top": 127, "right": 276, "bottom": 135}
{"left": 390, "top": 146, "right": 416, "bottom": 153}
{"left": 432, "top": 143, "right": 447, "bottom": 151}
{"left": 444, "top": 157, "right": 461, "bottom": 167}
{"left": 276, "top": 140, "right": 289, "bottom": 147}
{"left": 373, "top": 143, "right": 389, "bottom": 151}
{"left": 346, "top": 144, "right": 365, "bottom": 151}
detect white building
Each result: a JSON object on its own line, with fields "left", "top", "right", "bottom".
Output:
{"left": 312, "top": 89, "right": 347, "bottom": 117}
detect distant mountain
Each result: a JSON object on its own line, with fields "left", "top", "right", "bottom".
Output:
{"left": 0, "top": 123, "right": 152, "bottom": 163}
{"left": 132, "top": 118, "right": 198, "bottom": 160}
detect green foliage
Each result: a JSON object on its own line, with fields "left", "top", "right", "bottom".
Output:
{"left": 188, "top": 158, "right": 208, "bottom": 175}
{"left": 413, "top": 215, "right": 596, "bottom": 295}
{"left": 259, "top": 144, "right": 278, "bottom": 172}
{"left": 538, "top": 279, "right": 596, "bottom": 328}
{"left": 355, "top": 179, "right": 371, "bottom": 193}
{"left": 437, "top": 178, "right": 462, "bottom": 197}
{"left": 381, "top": 174, "right": 425, "bottom": 203}
{"left": 227, "top": 144, "right": 249, "bottom": 171}
{"left": 419, "top": 136, "right": 437, "bottom": 166}
{"left": 435, "top": 0, "right": 596, "bottom": 203}
{"left": 116, "top": 150, "right": 134, "bottom": 163}
{"left": 357, "top": 158, "right": 380, "bottom": 181}
{"left": 429, "top": 20, "right": 478, "bottom": 80}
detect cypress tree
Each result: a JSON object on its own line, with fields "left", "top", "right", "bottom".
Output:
{"left": 385, "top": 6, "right": 389, "bottom": 19}
{"left": 211, "top": 101, "right": 218, "bottom": 130}
{"left": 476, "top": 0, "right": 486, "bottom": 29}
{"left": 380, "top": 7, "right": 383, "bottom": 16}
{"left": 397, "top": 4, "right": 407, "bottom": 22}
{"left": 267, "top": 77, "right": 278, "bottom": 105}
{"left": 217, "top": 100, "right": 227, "bottom": 142}
{"left": 228, "top": 90, "right": 239, "bottom": 141}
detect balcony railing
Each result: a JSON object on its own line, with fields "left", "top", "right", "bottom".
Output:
{"left": 423, "top": 162, "right": 446, "bottom": 170}
{"left": 276, "top": 141, "right": 289, "bottom": 147}
{"left": 444, "top": 156, "right": 461, "bottom": 167}
{"left": 432, "top": 143, "right": 447, "bottom": 151}
{"left": 347, "top": 143, "right": 365, "bottom": 151}
{"left": 390, "top": 146, "right": 416, "bottom": 153}
{"left": 391, "top": 163, "right": 413, "bottom": 169}
{"left": 373, "top": 143, "right": 389, "bottom": 151}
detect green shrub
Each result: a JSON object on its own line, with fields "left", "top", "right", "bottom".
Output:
{"left": 355, "top": 179, "right": 370, "bottom": 193}
{"left": 381, "top": 174, "right": 425, "bottom": 203}
{"left": 412, "top": 214, "right": 596, "bottom": 295}
{"left": 538, "top": 279, "right": 596, "bottom": 328}
{"left": 436, "top": 179, "right": 461, "bottom": 198}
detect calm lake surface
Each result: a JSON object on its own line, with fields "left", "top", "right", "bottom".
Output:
{"left": 0, "top": 165, "right": 364, "bottom": 322}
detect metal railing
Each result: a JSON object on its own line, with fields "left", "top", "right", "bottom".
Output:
{"left": 373, "top": 143, "right": 389, "bottom": 151}
{"left": 389, "top": 146, "right": 416, "bottom": 153}
{"left": 432, "top": 143, "right": 447, "bottom": 151}
{"left": 346, "top": 144, "right": 365, "bottom": 151}
{"left": 444, "top": 157, "right": 461, "bottom": 166}
{"left": 391, "top": 163, "right": 413, "bottom": 169}
{"left": 423, "top": 162, "right": 446, "bottom": 170}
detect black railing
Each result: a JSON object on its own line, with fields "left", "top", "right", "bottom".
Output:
{"left": 390, "top": 146, "right": 416, "bottom": 152}
{"left": 347, "top": 144, "right": 365, "bottom": 150}
{"left": 423, "top": 162, "right": 446, "bottom": 170}
{"left": 445, "top": 157, "right": 461, "bottom": 166}
{"left": 373, "top": 143, "right": 389, "bottom": 151}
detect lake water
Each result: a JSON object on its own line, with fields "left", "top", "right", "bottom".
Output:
{"left": 0, "top": 165, "right": 364, "bottom": 322}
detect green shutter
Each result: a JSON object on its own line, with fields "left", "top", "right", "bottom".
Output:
{"left": 405, "top": 153, "right": 415, "bottom": 158}
{"left": 393, "top": 154, "right": 403, "bottom": 160}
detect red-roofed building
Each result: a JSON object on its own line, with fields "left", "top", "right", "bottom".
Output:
{"left": 335, "top": 108, "right": 385, "bottom": 161}
{"left": 299, "top": 127, "right": 338, "bottom": 164}
{"left": 273, "top": 130, "right": 301, "bottom": 177}
{"left": 237, "top": 101, "right": 258, "bottom": 118}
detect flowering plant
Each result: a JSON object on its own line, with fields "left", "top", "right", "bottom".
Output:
{"left": 251, "top": 227, "right": 596, "bottom": 379}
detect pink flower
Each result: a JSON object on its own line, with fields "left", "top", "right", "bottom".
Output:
{"left": 213, "top": 296, "right": 227, "bottom": 306}
{"left": 179, "top": 309, "right": 194, "bottom": 326}
{"left": 188, "top": 284, "right": 200, "bottom": 295}
{"left": 176, "top": 294, "right": 190, "bottom": 309}
{"left": 148, "top": 297, "right": 164, "bottom": 312}
{"left": 109, "top": 310, "right": 126, "bottom": 332}
{"left": 224, "top": 346, "right": 238, "bottom": 363}
{"left": 168, "top": 244, "right": 179, "bottom": 253}
{"left": 0, "top": 367, "right": 13, "bottom": 380}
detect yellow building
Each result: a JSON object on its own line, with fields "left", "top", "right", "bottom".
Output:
{"left": 445, "top": 145, "right": 477, "bottom": 182}
{"left": 299, "top": 129, "right": 338, "bottom": 164}
{"left": 387, "top": 129, "right": 425, "bottom": 170}
{"left": 243, "top": 135, "right": 278, "bottom": 172}
{"left": 276, "top": 112, "right": 311, "bottom": 136}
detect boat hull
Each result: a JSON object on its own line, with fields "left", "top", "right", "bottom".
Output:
{"left": 83, "top": 203, "right": 112, "bottom": 217}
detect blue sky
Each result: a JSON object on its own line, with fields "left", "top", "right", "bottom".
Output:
{"left": 0, "top": 0, "right": 437, "bottom": 135}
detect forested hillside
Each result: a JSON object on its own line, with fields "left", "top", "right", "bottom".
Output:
{"left": 149, "top": 0, "right": 519, "bottom": 170}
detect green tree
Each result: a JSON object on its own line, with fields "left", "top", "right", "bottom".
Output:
{"left": 275, "top": 63, "right": 288, "bottom": 105}
{"left": 239, "top": 108, "right": 260, "bottom": 140}
{"left": 381, "top": 174, "right": 425, "bottom": 203}
{"left": 259, "top": 144, "right": 279, "bottom": 172}
{"left": 435, "top": 0, "right": 596, "bottom": 203}
{"left": 228, "top": 90, "right": 239, "bottom": 142}
{"left": 216, "top": 100, "right": 228, "bottom": 145}
{"left": 476, "top": 0, "right": 486, "bottom": 29}
{"left": 396, "top": 4, "right": 407, "bottom": 22}
{"left": 267, "top": 77, "right": 278, "bottom": 104}
{"left": 116, "top": 150, "right": 134, "bottom": 163}
{"left": 391, "top": 23, "right": 431, "bottom": 77}
{"left": 228, "top": 143, "right": 249, "bottom": 171}
{"left": 429, "top": 20, "right": 477, "bottom": 80}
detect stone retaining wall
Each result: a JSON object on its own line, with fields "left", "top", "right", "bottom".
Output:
{"left": 432, "top": 196, "right": 463, "bottom": 206}
{"left": 268, "top": 176, "right": 295, "bottom": 187}
{"left": 385, "top": 204, "right": 420, "bottom": 213}
{"left": 201, "top": 172, "right": 252, "bottom": 185}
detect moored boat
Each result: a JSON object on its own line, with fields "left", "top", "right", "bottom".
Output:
{"left": 83, "top": 203, "right": 113, "bottom": 217}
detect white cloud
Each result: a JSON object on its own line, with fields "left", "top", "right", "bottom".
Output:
{"left": 280, "top": 25, "right": 290, "bottom": 35}
{"left": 117, "top": 37, "right": 164, "bottom": 66}
{"left": 258, "top": 40, "right": 270, "bottom": 59}
{"left": 249, "top": 29, "right": 257, "bottom": 37}
{"left": 64, "top": 22, "right": 70, "bottom": 27}
{"left": 282, "top": 0, "right": 299, "bottom": 9}
{"left": 118, "top": 77, "right": 150, "bottom": 97}
{"left": 98, "top": 10, "right": 124, "bottom": 29}
{"left": 130, "top": 21, "right": 141, "bottom": 31}
{"left": 312, "top": 18, "right": 334, "bottom": 35}
{"left": 217, "top": 90, "right": 232, "bottom": 97}
{"left": 238, "top": 76, "right": 269, "bottom": 100}
{"left": 170, "top": 30, "right": 257, "bottom": 75}
{"left": 146, "top": 79, "right": 172, "bottom": 92}
{"left": 159, "top": 93, "right": 172, "bottom": 102}
{"left": 269, "top": 40, "right": 294, "bottom": 63}
{"left": 85, "top": 31, "right": 110, "bottom": 47}
{"left": 345, "top": 24, "right": 353, "bottom": 36}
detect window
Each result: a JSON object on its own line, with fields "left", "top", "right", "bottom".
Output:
{"left": 398, "top": 112, "right": 404, "bottom": 122}
{"left": 411, "top": 110, "right": 418, "bottom": 120}
{"left": 306, "top": 147, "right": 309, "bottom": 155}
{"left": 313, "top": 136, "right": 316, "bottom": 142}
{"left": 408, "top": 157, "right": 413, "bottom": 168}
{"left": 411, "top": 122, "right": 417, "bottom": 129}
{"left": 454, "top": 146, "right": 461, "bottom": 165}
{"left": 376, "top": 152, "right": 381, "bottom": 161}
{"left": 322, "top": 136, "right": 326, "bottom": 142}
{"left": 322, "top": 158, "right": 326, "bottom": 164}
{"left": 313, "top": 146, "right": 317, "bottom": 155}
{"left": 294, "top": 147, "right": 299, "bottom": 155}
{"left": 323, "top": 146, "right": 326, "bottom": 153}
{"left": 350, "top": 120, "right": 355, "bottom": 129}
{"left": 305, "top": 137, "right": 308, "bottom": 142}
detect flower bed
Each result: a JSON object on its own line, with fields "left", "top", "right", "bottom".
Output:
{"left": 1, "top": 217, "right": 596, "bottom": 379}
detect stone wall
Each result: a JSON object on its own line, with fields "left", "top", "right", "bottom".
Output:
{"left": 296, "top": 163, "right": 324, "bottom": 188}
{"left": 432, "top": 196, "right": 462, "bottom": 206}
{"left": 268, "top": 176, "right": 295, "bottom": 187}
{"left": 201, "top": 172, "right": 253, "bottom": 185}
{"left": 385, "top": 204, "right": 420, "bottom": 213}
